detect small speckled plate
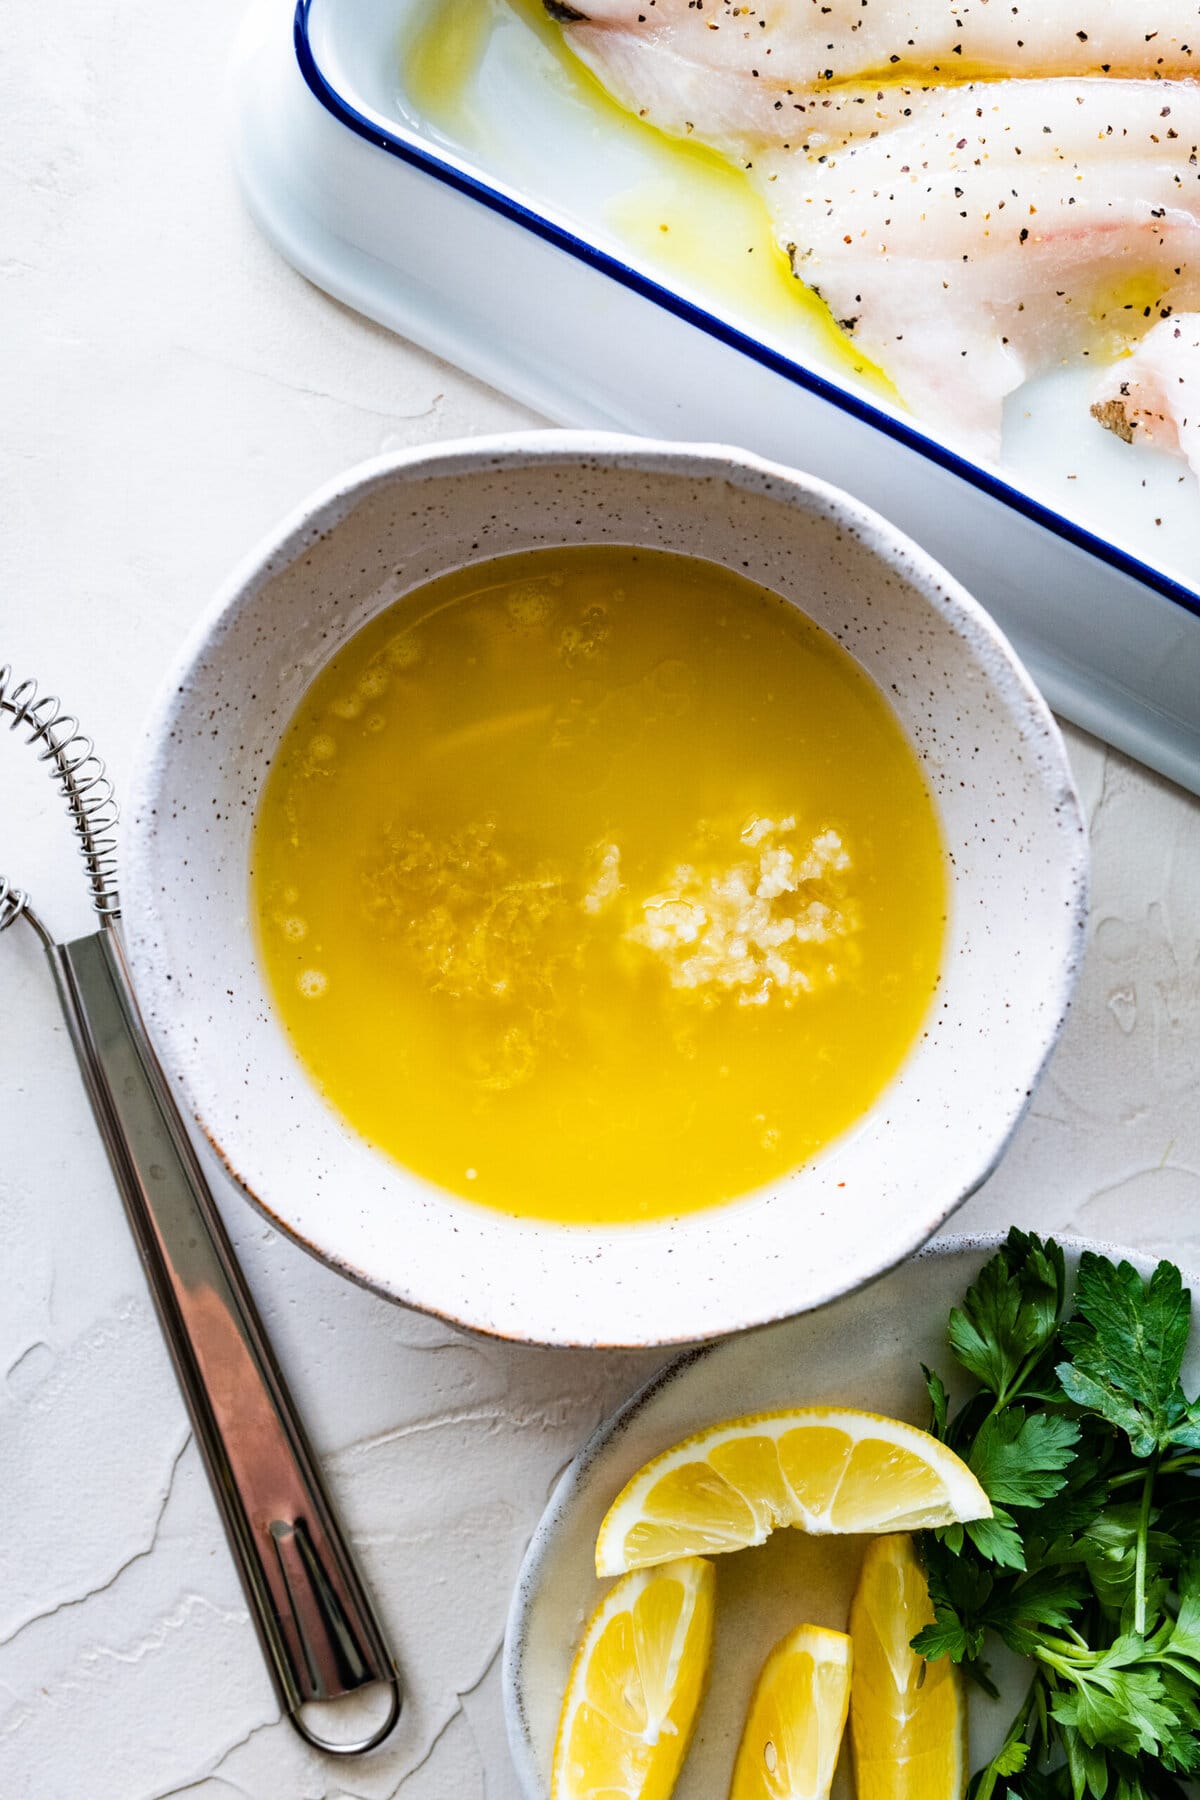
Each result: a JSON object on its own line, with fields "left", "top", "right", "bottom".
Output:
{"left": 123, "top": 433, "right": 1088, "bottom": 1347}
{"left": 502, "top": 1234, "right": 1200, "bottom": 1798}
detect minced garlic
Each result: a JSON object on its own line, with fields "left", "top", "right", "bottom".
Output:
{"left": 626, "top": 817, "right": 859, "bottom": 1006}
{"left": 582, "top": 841, "right": 623, "bottom": 915}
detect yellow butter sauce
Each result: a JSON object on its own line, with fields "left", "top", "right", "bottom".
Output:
{"left": 252, "top": 547, "right": 945, "bottom": 1223}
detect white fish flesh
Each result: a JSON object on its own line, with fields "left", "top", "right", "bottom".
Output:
{"left": 1092, "top": 312, "right": 1200, "bottom": 478}
{"left": 557, "top": 0, "right": 1200, "bottom": 155}
{"left": 756, "top": 80, "right": 1200, "bottom": 454}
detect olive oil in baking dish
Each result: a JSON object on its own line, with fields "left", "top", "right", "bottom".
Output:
{"left": 400, "top": 0, "right": 896, "bottom": 399}
{"left": 252, "top": 547, "right": 945, "bottom": 1223}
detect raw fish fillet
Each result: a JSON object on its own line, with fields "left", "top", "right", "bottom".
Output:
{"left": 557, "top": 0, "right": 1200, "bottom": 154}
{"left": 756, "top": 80, "right": 1200, "bottom": 454}
{"left": 1092, "top": 313, "right": 1200, "bottom": 478}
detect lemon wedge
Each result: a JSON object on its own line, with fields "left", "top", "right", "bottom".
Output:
{"left": 594, "top": 1407, "right": 991, "bottom": 1576}
{"left": 849, "top": 1533, "right": 968, "bottom": 1800}
{"left": 551, "top": 1556, "right": 715, "bottom": 1800}
{"left": 730, "top": 1623, "right": 852, "bottom": 1800}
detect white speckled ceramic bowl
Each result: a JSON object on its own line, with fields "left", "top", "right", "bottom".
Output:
{"left": 124, "top": 433, "right": 1088, "bottom": 1347}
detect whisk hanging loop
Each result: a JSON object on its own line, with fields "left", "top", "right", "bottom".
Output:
{"left": 0, "top": 873, "right": 30, "bottom": 934}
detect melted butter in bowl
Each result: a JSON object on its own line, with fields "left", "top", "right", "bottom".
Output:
{"left": 252, "top": 546, "right": 946, "bottom": 1224}
{"left": 125, "top": 438, "right": 1087, "bottom": 1343}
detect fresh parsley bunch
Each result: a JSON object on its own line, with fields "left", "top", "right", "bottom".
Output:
{"left": 915, "top": 1229, "right": 1200, "bottom": 1800}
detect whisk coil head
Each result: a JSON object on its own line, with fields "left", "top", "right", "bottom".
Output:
{"left": 0, "top": 665, "right": 120, "bottom": 926}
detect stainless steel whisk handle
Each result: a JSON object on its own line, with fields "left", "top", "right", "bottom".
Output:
{"left": 3, "top": 665, "right": 399, "bottom": 1752}
{"left": 44, "top": 923, "right": 401, "bottom": 1754}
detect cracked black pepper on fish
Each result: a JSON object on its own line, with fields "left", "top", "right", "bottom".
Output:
{"left": 549, "top": 0, "right": 1200, "bottom": 465}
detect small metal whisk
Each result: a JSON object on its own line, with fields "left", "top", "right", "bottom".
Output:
{"left": 1, "top": 666, "right": 401, "bottom": 1755}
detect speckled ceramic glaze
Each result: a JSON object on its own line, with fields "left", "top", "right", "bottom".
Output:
{"left": 502, "top": 1235, "right": 1199, "bottom": 1799}
{"left": 123, "top": 433, "right": 1088, "bottom": 1347}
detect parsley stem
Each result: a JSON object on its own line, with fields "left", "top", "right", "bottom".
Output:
{"left": 1134, "top": 1453, "right": 1159, "bottom": 1637}
{"left": 975, "top": 1678, "right": 1039, "bottom": 1800}
{"left": 1109, "top": 1451, "right": 1200, "bottom": 1489}
{"left": 989, "top": 1343, "right": 1046, "bottom": 1415}
{"left": 1034, "top": 1635, "right": 1088, "bottom": 1667}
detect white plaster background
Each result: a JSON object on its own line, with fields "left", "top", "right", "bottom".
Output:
{"left": 1, "top": 4, "right": 1197, "bottom": 1796}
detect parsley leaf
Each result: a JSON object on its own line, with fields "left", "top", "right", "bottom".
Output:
{"left": 985, "top": 1567, "right": 1090, "bottom": 1658}
{"left": 1047, "top": 1643, "right": 1181, "bottom": 1759}
{"left": 1070, "top": 1506, "right": 1178, "bottom": 1622}
{"left": 969, "top": 1408, "right": 1081, "bottom": 1509}
{"left": 925, "top": 1362, "right": 950, "bottom": 1438}
{"left": 912, "top": 1611, "right": 979, "bottom": 1663}
{"left": 915, "top": 1239, "right": 1200, "bottom": 1798}
{"left": 1058, "top": 1257, "right": 1200, "bottom": 1458}
{"left": 1025, "top": 1425, "right": 1112, "bottom": 1544}
{"left": 967, "top": 1507, "right": 1029, "bottom": 1570}
{"left": 948, "top": 1229, "right": 1067, "bottom": 1405}
{"left": 991, "top": 1739, "right": 1030, "bottom": 1777}
{"left": 1164, "top": 1569, "right": 1200, "bottom": 1666}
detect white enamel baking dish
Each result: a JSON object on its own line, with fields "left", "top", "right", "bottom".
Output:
{"left": 232, "top": 0, "right": 1200, "bottom": 794}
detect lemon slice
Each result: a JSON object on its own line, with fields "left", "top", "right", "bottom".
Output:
{"left": 551, "top": 1557, "right": 715, "bottom": 1800}
{"left": 730, "top": 1623, "right": 852, "bottom": 1800}
{"left": 595, "top": 1407, "right": 990, "bottom": 1575}
{"left": 849, "top": 1533, "right": 968, "bottom": 1800}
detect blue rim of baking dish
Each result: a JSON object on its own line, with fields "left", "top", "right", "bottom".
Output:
{"left": 294, "top": 0, "right": 1200, "bottom": 627}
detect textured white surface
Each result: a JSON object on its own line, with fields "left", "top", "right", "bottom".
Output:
{"left": 1, "top": 4, "right": 1197, "bottom": 1798}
